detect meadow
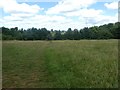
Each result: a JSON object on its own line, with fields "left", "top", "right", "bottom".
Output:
{"left": 2, "top": 40, "right": 118, "bottom": 88}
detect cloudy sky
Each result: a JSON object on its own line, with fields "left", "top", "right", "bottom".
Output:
{"left": 0, "top": 0, "right": 119, "bottom": 30}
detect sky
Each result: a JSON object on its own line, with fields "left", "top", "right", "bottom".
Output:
{"left": 0, "top": 0, "right": 119, "bottom": 30}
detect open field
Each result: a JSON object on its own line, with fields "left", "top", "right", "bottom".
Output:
{"left": 2, "top": 40, "right": 118, "bottom": 88}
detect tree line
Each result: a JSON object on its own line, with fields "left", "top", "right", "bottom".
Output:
{"left": 1, "top": 22, "right": 120, "bottom": 40}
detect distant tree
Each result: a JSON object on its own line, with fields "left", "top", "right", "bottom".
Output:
{"left": 80, "top": 27, "right": 91, "bottom": 39}
{"left": 54, "top": 30, "right": 62, "bottom": 40}
{"left": 89, "top": 26, "right": 100, "bottom": 39}
{"left": 73, "top": 29, "right": 80, "bottom": 40}
{"left": 46, "top": 34, "right": 52, "bottom": 40}
{"left": 40, "top": 28, "right": 49, "bottom": 40}
{"left": 1, "top": 22, "right": 120, "bottom": 40}
{"left": 64, "top": 28, "right": 73, "bottom": 40}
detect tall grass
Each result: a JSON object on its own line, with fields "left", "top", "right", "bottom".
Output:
{"left": 2, "top": 40, "right": 118, "bottom": 88}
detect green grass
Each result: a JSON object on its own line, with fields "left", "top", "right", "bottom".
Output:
{"left": 0, "top": 40, "right": 2, "bottom": 89}
{"left": 2, "top": 40, "right": 118, "bottom": 88}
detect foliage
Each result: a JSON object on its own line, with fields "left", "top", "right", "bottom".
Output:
{"left": 1, "top": 22, "right": 120, "bottom": 40}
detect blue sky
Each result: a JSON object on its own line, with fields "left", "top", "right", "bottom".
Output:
{"left": 0, "top": 0, "right": 118, "bottom": 30}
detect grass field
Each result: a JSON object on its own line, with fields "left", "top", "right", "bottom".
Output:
{"left": 2, "top": 40, "right": 118, "bottom": 88}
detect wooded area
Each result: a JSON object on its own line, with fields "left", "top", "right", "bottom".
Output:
{"left": 1, "top": 22, "right": 120, "bottom": 40}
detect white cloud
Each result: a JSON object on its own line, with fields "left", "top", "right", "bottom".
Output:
{"left": 46, "top": 0, "right": 97, "bottom": 14}
{"left": 0, "top": 0, "right": 118, "bottom": 30}
{"left": 64, "top": 8, "right": 103, "bottom": 17}
{"left": 3, "top": 15, "right": 22, "bottom": 21}
{"left": 23, "top": 15, "right": 73, "bottom": 30}
{"left": 30, "top": 15, "right": 71, "bottom": 23}
{"left": 0, "top": 18, "right": 4, "bottom": 24}
{"left": 0, "top": 0, "right": 44, "bottom": 28}
{"left": 104, "top": 2, "right": 118, "bottom": 9}
{"left": 3, "top": 13, "right": 35, "bottom": 21}
{"left": 11, "top": 13, "right": 35, "bottom": 18}
{"left": 2, "top": 13, "right": 117, "bottom": 30}
{"left": 0, "top": 0, "right": 43, "bottom": 14}
{"left": 2, "top": 14, "right": 74, "bottom": 30}
{"left": 82, "top": 14, "right": 118, "bottom": 26}
{"left": 27, "top": 20, "right": 86, "bottom": 30}
{"left": 45, "top": 0, "right": 118, "bottom": 29}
